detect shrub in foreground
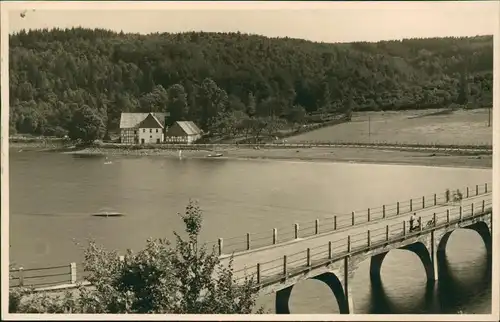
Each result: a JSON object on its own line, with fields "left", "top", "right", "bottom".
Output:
{"left": 10, "top": 201, "right": 262, "bottom": 314}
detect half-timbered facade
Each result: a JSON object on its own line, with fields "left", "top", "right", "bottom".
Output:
{"left": 119, "top": 112, "right": 169, "bottom": 144}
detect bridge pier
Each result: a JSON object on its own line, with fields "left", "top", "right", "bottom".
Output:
{"left": 369, "top": 252, "right": 389, "bottom": 286}
{"left": 313, "top": 272, "right": 351, "bottom": 314}
{"left": 465, "top": 222, "right": 492, "bottom": 256}
{"left": 275, "top": 286, "right": 293, "bottom": 314}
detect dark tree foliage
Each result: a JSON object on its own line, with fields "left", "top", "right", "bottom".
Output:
{"left": 9, "top": 28, "right": 493, "bottom": 136}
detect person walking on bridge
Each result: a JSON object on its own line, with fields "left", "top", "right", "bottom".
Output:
{"left": 410, "top": 213, "right": 416, "bottom": 232}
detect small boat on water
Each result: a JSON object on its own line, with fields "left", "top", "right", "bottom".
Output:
{"left": 207, "top": 153, "right": 223, "bottom": 158}
{"left": 92, "top": 211, "right": 124, "bottom": 217}
{"left": 92, "top": 207, "right": 124, "bottom": 217}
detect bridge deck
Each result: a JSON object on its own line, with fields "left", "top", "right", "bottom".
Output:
{"left": 221, "top": 193, "right": 492, "bottom": 285}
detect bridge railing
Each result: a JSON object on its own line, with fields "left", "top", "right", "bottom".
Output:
{"left": 212, "top": 182, "right": 491, "bottom": 256}
{"left": 247, "top": 197, "right": 492, "bottom": 286}
{"left": 9, "top": 186, "right": 492, "bottom": 290}
{"left": 9, "top": 264, "right": 77, "bottom": 288}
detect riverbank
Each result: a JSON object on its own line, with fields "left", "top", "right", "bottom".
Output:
{"left": 63, "top": 146, "right": 492, "bottom": 169}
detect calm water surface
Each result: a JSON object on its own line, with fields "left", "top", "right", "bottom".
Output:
{"left": 9, "top": 150, "right": 492, "bottom": 314}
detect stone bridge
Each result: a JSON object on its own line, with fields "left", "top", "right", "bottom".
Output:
{"left": 222, "top": 195, "right": 492, "bottom": 314}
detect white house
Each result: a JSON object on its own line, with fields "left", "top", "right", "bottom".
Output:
{"left": 119, "top": 112, "right": 169, "bottom": 144}
{"left": 165, "top": 121, "right": 202, "bottom": 144}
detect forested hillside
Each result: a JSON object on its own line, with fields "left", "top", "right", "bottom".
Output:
{"left": 9, "top": 28, "right": 493, "bottom": 138}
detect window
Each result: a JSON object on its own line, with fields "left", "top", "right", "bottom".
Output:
{"left": 150, "top": 129, "right": 152, "bottom": 133}
{"left": 150, "top": 135, "right": 152, "bottom": 139}
{"left": 156, "top": 129, "right": 159, "bottom": 133}
{"left": 134, "top": 130, "right": 137, "bottom": 134}
{"left": 143, "top": 129, "right": 145, "bottom": 133}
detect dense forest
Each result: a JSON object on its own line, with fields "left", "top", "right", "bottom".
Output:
{"left": 9, "top": 28, "right": 493, "bottom": 140}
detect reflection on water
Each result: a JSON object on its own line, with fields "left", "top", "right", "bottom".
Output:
{"left": 9, "top": 150, "right": 492, "bottom": 314}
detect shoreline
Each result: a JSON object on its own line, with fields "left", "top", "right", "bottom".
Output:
{"left": 53, "top": 146, "right": 493, "bottom": 169}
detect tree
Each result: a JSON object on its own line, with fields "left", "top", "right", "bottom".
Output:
{"left": 68, "top": 105, "right": 106, "bottom": 143}
{"left": 10, "top": 201, "right": 262, "bottom": 314}
{"left": 342, "top": 92, "right": 355, "bottom": 121}
{"left": 286, "top": 105, "right": 307, "bottom": 130}
{"left": 212, "top": 110, "right": 248, "bottom": 137}
{"left": 318, "top": 82, "right": 333, "bottom": 113}
{"left": 197, "top": 78, "right": 229, "bottom": 131}
{"left": 246, "top": 92, "right": 256, "bottom": 117}
{"left": 456, "top": 65, "right": 469, "bottom": 106}
{"left": 139, "top": 85, "right": 169, "bottom": 112}
{"left": 8, "top": 29, "right": 494, "bottom": 137}
{"left": 166, "top": 84, "right": 188, "bottom": 125}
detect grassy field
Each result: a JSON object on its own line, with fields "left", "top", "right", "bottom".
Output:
{"left": 286, "top": 108, "right": 493, "bottom": 146}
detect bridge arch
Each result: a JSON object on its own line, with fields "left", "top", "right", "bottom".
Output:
{"left": 275, "top": 272, "right": 350, "bottom": 314}
{"left": 436, "top": 220, "right": 492, "bottom": 278}
{"left": 370, "top": 242, "right": 435, "bottom": 285}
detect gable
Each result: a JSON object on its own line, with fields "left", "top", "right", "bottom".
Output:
{"left": 138, "top": 113, "right": 164, "bottom": 129}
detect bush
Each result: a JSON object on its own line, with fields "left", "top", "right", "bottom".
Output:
{"left": 9, "top": 201, "right": 262, "bottom": 314}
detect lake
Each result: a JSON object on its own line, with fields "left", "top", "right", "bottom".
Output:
{"left": 9, "top": 149, "right": 492, "bottom": 314}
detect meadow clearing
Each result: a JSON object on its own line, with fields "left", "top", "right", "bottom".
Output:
{"left": 287, "top": 108, "right": 493, "bottom": 146}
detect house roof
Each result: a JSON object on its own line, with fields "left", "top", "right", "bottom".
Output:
{"left": 176, "top": 121, "right": 202, "bottom": 136}
{"left": 120, "top": 112, "right": 169, "bottom": 129}
{"left": 138, "top": 113, "right": 164, "bottom": 129}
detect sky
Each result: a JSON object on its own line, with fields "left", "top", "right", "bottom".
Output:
{"left": 4, "top": 1, "right": 500, "bottom": 43}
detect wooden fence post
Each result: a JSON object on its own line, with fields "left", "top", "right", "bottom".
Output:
{"left": 447, "top": 209, "right": 450, "bottom": 224}
{"left": 334, "top": 216, "right": 337, "bottom": 230}
{"left": 419, "top": 217, "right": 422, "bottom": 231}
{"left": 383, "top": 205, "right": 386, "bottom": 218}
{"left": 352, "top": 211, "right": 355, "bottom": 226}
{"left": 18, "top": 267, "right": 24, "bottom": 287}
{"left": 367, "top": 208, "right": 371, "bottom": 222}
{"left": 70, "top": 262, "right": 77, "bottom": 284}
{"left": 347, "top": 236, "right": 351, "bottom": 252}
{"left": 315, "top": 219, "right": 319, "bottom": 235}
{"left": 410, "top": 199, "right": 413, "bottom": 211}
{"left": 471, "top": 203, "right": 474, "bottom": 216}
{"left": 328, "top": 241, "right": 332, "bottom": 259}
{"left": 485, "top": 183, "right": 488, "bottom": 193}
{"left": 459, "top": 206, "right": 462, "bottom": 221}
{"left": 246, "top": 233, "right": 251, "bottom": 250}
{"left": 433, "top": 213, "right": 437, "bottom": 227}
{"left": 476, "top": 185, "right": 479, "bottom": 196}
{"left": 397, "top": 202, "right": 400, "bottom": 214}
{"left": 273, "top": 228, "right": 277, "bottom": 244}
{"left": 482, "top": 200, "right": 485, "bottom": 212}
{"left": 466, "top": 187, "right": 469, "bottom": 198}
{"left": 403, "top": 221, "right": 406, "bottom": 236}
{"left": 386, "top": 225, "right": 389, "bottom": 241}
{"left": 367, "top": 230, "right": 371, "bottom": 247}
{"left": 283, "top": 255, "right": 287, "bottom": 278}
{"left": 294, "top": 224, "right": 299, "bottom": 239}
{"left": 307, "top": 248, "right": 311, "bottom": 266}
{"left": 434, "top": 193, "right": 437, "bottom": 206}
{"left": 256, "top": 263, "right": 261, "bottom": 284}
{"left": 422, "top": 196, "right": 425, "bottom": 208}
{"left": 218, "top": 238, "right": 223, "bottom": 256}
